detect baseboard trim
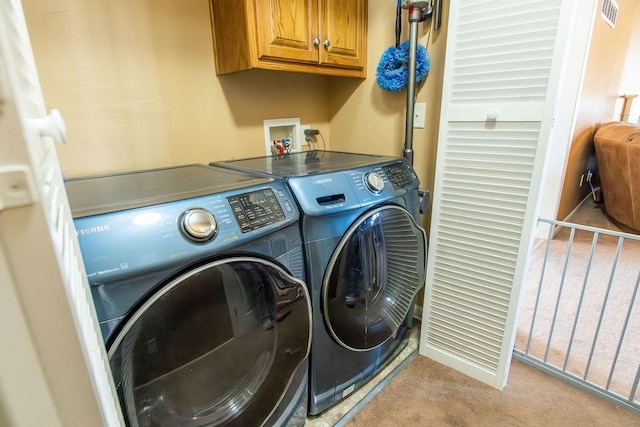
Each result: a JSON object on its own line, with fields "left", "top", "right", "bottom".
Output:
{"left": 545, "top": 193, "right": 593, "bottom": 240}
{"left": 562, "top": 193, "right": 592, "bottom": 223}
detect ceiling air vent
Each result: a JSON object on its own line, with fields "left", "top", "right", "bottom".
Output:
{"left": 601, "top": 0, "right": 618, "bottom": 29}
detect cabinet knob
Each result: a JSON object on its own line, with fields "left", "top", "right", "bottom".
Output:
{"left": 313, "top": 38, "right": 320, "bottom": 46}
{"left": 323, "top": 39, "right": 331, "bottom": 48}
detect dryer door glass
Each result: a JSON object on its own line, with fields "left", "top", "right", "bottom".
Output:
{"left": 323, "top": 206, "right": 426, "bottom": 351}
{"left": 107, "top": 257, "right": 311, "bottom": 426}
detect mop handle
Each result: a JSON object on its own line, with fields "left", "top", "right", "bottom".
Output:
{"left": 395, "top": 1, "right": 401, "bottom": 48}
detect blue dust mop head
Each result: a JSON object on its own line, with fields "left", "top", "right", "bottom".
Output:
{"left": 376, "top": 40, "right": 430, "bottom": 92}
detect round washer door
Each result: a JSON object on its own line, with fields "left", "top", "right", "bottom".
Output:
{"left": 323, "top": 205, "right": 426, "bottom": 351}
{"left": 107, "top": 257, "right": 311, "bottom": 427}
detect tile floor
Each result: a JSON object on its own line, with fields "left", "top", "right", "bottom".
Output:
{"left": 304, "top": 324, "right": 421, "bottom": 426}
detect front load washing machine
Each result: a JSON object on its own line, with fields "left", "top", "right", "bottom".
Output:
{"left": 65, "top": 164, "right": 312, "bottom": 426}
{"left": 211, "top": 151, "right": 427, "bottom": 415}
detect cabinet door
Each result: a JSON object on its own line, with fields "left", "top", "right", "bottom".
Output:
{"left": 255, "top": 0, "right": 319, "bottom": 64}
{"left": 319, "top": 0, "right": 367, "bottom": 69}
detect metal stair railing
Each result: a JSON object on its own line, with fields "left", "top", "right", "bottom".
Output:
{"left": 513, "top": 218, "right": 640, "bottom": 415}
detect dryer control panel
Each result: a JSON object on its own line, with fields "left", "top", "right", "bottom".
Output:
{"left": 288, "top": 158, "right": 419, "bottom": 216}
{"left": 382, "top": 163, "right": 415, "bottom": 189}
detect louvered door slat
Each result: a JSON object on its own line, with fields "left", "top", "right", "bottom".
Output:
{"left": 441, "top": 202, "right": 526, "bottom": 222}
{"left": 432, "top": 281, "right": 512, "bottom": 310}
{"left": 421, "top": 0, "right": 571, "bottom": 388}
{"left": 434, "top": 294, "right": 510, "bottom": 324}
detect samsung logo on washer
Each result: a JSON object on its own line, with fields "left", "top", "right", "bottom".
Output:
{"left": 76, "top": 225, "right": 111, "bottom": 236}
{"left": 313, "top": 177, "right": 333, "bottom": 185}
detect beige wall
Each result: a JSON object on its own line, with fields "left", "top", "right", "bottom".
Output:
{"left": 557, "top": 0, "right": 640, "bottom": 220}
{"left": 22, "top": 0, "right": 331, "bottom": 177}
{"left": 23, "top": 0, "right": 446, "bottom": 194}
{"left": 23, "top": 0, "right": 446, "bottom": 217}
{"left": 619, "top": 4, "right": 640, "bottom": 95}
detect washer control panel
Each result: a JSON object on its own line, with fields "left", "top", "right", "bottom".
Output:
{"left": 227, "top": 188, "right": 286, "bottom": 233}
{"left": 74, "top": 181, "right": 299, "bottom": 282}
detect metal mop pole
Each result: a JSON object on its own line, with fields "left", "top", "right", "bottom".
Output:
{"left": 402, "top": 1, "right": 430, "bottom": 165}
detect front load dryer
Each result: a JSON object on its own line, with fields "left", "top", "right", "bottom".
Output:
{"left": 65, "top": 164, "right": 311, "bottom": 426}
{"left": 212, "top": 151, "right": 427, "bottom": 415}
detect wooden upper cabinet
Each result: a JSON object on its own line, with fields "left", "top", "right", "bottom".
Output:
{"left": 320, "top": 0, "right": 366, "bottom": 69}
{"left": 210, "top": 0, "right": 367, "bottom": 78}
{"left": 255, "top": 0, "right": 319, "bottom": 64}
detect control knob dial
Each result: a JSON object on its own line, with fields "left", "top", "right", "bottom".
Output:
{"left": 364, "top": 172, "right": 385, "bottom": 193}
{"left": 181, "top": 208, "right": 217, "bottom": 241}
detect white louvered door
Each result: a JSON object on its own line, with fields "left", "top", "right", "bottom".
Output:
{"left": 0, "top": 0, "right": 123, "bottom": 425}
{"left": 420, "top": 0, "right": 581, "bottom": 389}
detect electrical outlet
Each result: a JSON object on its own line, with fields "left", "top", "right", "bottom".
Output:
{"left": 414, "top": 103, "right": 426, "bottom": 128}
{"left": 301, "top": 124, "right": 311, "bottom": 146}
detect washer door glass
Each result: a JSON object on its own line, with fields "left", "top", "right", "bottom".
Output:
{"left": 323, "top": 205, "right": 426, "bottom": 351}
{"left": 107, "top": 257, "right": 311, "bottom": 427}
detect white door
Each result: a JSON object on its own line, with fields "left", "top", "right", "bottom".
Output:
{"left": 0, "top": 0, "right": 123, "bottom": 425}
{"left": 420, "top": 0, "right": 594, "bottom": 389}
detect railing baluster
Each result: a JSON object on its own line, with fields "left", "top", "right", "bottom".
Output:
{"left": 630, "top": 359, "right": 640, "bottom": 405}
{"left": 563, "top": 232, "right": 599, "bottom": 371}
{"left": 525, "top": 223, "right": 555, "bottom": 355}
{"left": 606, "top": 268, "right": 640, "bottom": 390}
{"left": 544, "top": 227, "right": 575, "bottom": 363}
{"left": 582, "top": 236, "right": 623, "bottom": 381}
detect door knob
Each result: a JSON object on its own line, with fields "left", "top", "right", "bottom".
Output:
{"left": 323, "top": 40, "right": 330, "bottom": 48}
{"left": 30, "top": 109, "right": 67, "bottom": 144}
{"left": 313, "top": 38, "right": 320, "bottom": 46}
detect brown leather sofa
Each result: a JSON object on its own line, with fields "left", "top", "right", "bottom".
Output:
{"left": 594, "top": 121, "right": 640, "bottom": 233}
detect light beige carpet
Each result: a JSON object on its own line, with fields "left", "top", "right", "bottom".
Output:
{"left": 346, "top": 355, "right": 639, "bottom": 426}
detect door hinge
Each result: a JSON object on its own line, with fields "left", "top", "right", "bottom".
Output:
{"left": 0, "top": 165, "right": 37, "bottom": 212}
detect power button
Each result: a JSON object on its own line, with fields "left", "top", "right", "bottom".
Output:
{"left": 364, "top": 172, "right": 385, "bottom": 193}
{"left": 180, "top": 208, "right": 217, "bottom": 242}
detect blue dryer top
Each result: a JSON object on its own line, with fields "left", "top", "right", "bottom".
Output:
{"left": 212, "top": 151, "right": 402, "bottom": 178}
{"left": 65, "top": 164, "right": 274, "bottom": 217}
{"left": 212, "top": 151, "right": 420, "bottom": 216}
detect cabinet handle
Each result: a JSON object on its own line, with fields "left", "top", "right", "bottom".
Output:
{"left": 323, "top": 39, "right": 331, "bottom": 48}
{"left": 313, "top": 38, "right": 320, "bottom": 46}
